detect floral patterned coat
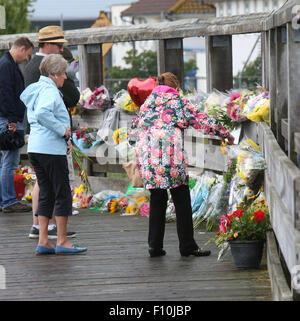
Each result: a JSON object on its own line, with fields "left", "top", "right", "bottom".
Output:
{"left": 130, "top": 86, "right": 229, "bottom": 190}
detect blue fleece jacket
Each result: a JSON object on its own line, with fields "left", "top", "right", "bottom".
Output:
{"left": 20, "top": 76, "right": 70, "bottom": 155}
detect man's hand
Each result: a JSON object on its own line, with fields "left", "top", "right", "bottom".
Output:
{"left": 8, "top": 122, "right": 17, "bottom": 132}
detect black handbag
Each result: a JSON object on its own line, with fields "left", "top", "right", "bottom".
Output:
{"left": 0, "top": 128, "right": 25, "bottom": 150}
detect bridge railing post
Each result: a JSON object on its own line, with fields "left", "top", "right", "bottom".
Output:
{"left": 205, "top": 35, "right": 233, "bottom": 92}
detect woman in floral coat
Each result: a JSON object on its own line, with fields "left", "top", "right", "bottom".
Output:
{"left": 131, "top": 72, "right": 234, "bottom": 257}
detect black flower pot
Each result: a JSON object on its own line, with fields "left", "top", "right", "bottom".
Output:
{"left": 229, "top": 240, "right": 265, "bottom": 269}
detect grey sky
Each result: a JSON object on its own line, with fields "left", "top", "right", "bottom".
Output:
{"left": 29, "top": 0, "right": 137, "bottom": 20}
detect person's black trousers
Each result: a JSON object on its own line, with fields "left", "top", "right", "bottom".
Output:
{"left": 28, "top": 153, "right": 72, "bottom": 218}
{"left": 148, "top": 184, "right": 198, "bottom": 254}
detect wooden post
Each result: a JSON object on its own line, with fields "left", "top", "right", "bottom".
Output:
{"left": 157, "top": 38, "right": 184, "bottom": 88}
{"left": 206, "top": 35, "right": 233, "bottom": 92}
{"left": 78, "top": 44, "right": 103, "bottom": 91}
{"left": 269, "top": 28, "right": 277, "bottom": 135}
{"left": 77, "top": 44, "right": 103, "bottom": 176}
{"left": 261, "top": 31, "right": 269, "bottom": 90}
{"left": 275, "top": 26, "right": 288, "bottom": 150}
{"left": 287, "top": 23, "right": 300, "bottom": 164}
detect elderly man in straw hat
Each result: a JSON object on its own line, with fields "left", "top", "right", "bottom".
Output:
{"left": 24, "top": 26, "right": 79, "bottom": 240}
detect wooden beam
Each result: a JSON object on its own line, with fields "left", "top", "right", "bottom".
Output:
{"left": 206, "top": 35, "right": 233, "bottom": 92}
{"left": 0, "top": 13, "right": 270, "bottom": 50}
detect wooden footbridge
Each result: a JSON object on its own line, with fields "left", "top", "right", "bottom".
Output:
{"left": 0, "top": 208, "right": 272, "bottom": 301}
{"left": 0, "top": 0, "right": 300, "bottom": 301}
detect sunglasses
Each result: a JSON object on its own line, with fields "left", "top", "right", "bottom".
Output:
{"left": 49, "top": 43, "right": 64, "bottom": 49}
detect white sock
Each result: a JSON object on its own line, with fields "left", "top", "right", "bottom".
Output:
{"left": 33, "top": 225, "right": 39, "bottom": 230}
{"left": 48, "top": 224, "right": 56, "bottom": 231}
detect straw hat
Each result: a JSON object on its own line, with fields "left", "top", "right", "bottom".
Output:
{"left": 37, "top": 26, "right": 68, "bottom": 43}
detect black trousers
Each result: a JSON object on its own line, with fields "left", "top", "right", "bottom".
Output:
{"left": 148, "top": 184, "right": 198, "bottom": 253}
{"left": 28, "top": 153, "right": 72, "bottom": 219}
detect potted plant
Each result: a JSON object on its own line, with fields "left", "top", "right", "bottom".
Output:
{"left": 208, "top": 196, "right": 271, "bottom": 269}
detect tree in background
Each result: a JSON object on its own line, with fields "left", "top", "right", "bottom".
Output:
{"left": 234, "top": 56, "right": 262, "bottom": 90}
{"left": 106, "top": 49, "right": 157, "bottom": 94}
{"left": 0, "top": 0, "right": 36, "bottom": 36}
{"left": 106, "top": 48, "right": 198, "bottom": 95}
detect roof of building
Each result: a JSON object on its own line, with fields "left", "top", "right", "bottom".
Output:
{"left": 122, "top": 0, "right": 215, "bottom": 16}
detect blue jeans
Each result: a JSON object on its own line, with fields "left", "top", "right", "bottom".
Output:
{"left": 0, "top": 117, "right": 24, "bottom": 208}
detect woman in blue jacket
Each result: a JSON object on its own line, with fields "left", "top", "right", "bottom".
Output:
{"left": 21, "top": 54, "right": 87, "bottom": 255}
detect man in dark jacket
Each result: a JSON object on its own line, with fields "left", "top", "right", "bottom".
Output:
{"left": 23, "top": 26, "right": 79, "bottom": 239}
{"left": 0, "top": 37, "right": 34, "bottom": 213}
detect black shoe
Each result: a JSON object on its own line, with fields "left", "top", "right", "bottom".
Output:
{"left": 28, "top": 226, "right": 39, "bottom": 239}
{"left": 28, "top": 226, "right": 77, "bottom": 239}
{"left": 3, "top": 202, "right": 32, "bottom": 213}
{"left": 149, "top": 248, "right": 166, "bottom": 257}
{"left": 181, "top": 248, "right": 211, "bottom": 257}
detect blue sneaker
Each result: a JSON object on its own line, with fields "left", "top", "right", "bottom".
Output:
{"left": 55, "top": 244, "right": 87, "bottom": 255}
{"left": 35, "top": 245, "right": 55, "bottom": 255}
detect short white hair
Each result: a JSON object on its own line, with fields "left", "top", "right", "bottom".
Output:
{"left": 39, "top": 54, "right": 67, "bottom": 77}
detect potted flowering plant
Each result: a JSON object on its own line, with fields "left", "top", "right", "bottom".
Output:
{"left": 209, "top": 197, "right": 270, "bottom": 269}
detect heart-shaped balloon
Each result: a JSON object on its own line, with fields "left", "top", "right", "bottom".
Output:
{"left": 128, "top": 77, "right": 157, "bottom": 107}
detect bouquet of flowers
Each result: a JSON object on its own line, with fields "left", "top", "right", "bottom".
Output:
{"left": 74, "top": 126, "right": 99, "bottom": 149}
{"left": 113, "top": 128, "right": 129, "bottom": 145}
{"left": 204, "top": 90, "right": 237, "bottom": 130}
{"left": 225, "top": 90, "right": 251, "bottom": 122}
{"left": 247, "top": 99, "right": 270, "bottom": 125}
{"left": 241, "top": 88, "right": 269, "bottom": 124}
{"left": 72, "top": 184, "right": 93, "bottom": 208}
{"left": 113, "top": 90, "right": 139, "bottom": 113}
{"left": 72, "top": 145, "right": 93, "bottom": 193}
{"left": 14, "top": 166, "right": 37, "bottom": 201}
{"left": 89, "top": 190, "right": 125, "bottom": 213}
{"left": 183, "top": 90, "right": 208, "bottom": 113}
{"left": 79, "top": 85, "right": 111, "bottom": 110}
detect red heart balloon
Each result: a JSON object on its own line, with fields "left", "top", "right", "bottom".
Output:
{"left": 128, "top": 77, "right": 157, "bottom": 107}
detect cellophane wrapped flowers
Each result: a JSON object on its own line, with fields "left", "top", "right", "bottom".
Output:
{"left": 79, "top": 85, "right": 111, "bottom": 110}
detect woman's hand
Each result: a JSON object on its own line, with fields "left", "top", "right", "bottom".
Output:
{"left": 226, "top": 134, "right": 235, "bottom": 145}
{"left": 222, "top": 134, "right": 234, "bottom": 145}
{"left": 64, "top": 127, "right": 71, "bottom": 140}
{"left": 67, "top": 140, "right": 72, "bottom": 155}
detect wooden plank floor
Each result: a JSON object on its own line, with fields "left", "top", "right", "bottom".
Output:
{"left": 0, "top": 208, "right": 272, "bottom": 301}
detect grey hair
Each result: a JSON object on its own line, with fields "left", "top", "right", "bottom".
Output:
{"left": 39, "top": 54, "right": 68, "bottom": 77}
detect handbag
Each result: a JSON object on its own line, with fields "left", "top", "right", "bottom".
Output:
{"left": 0, "top": 129, "right": 25, "bottom": 150}
{"left": 122, "top": 160, "right": 143, "bottom": 188}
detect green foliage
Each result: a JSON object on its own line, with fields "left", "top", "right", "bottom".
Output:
{"left": 184, "top": 58, "right": 198, "bottom": 77}
{"left": 234, "top": 56, "right": 262, "bottom": 90}
{"left": 0, "top": 0, "right": 36, "bottom": 35}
